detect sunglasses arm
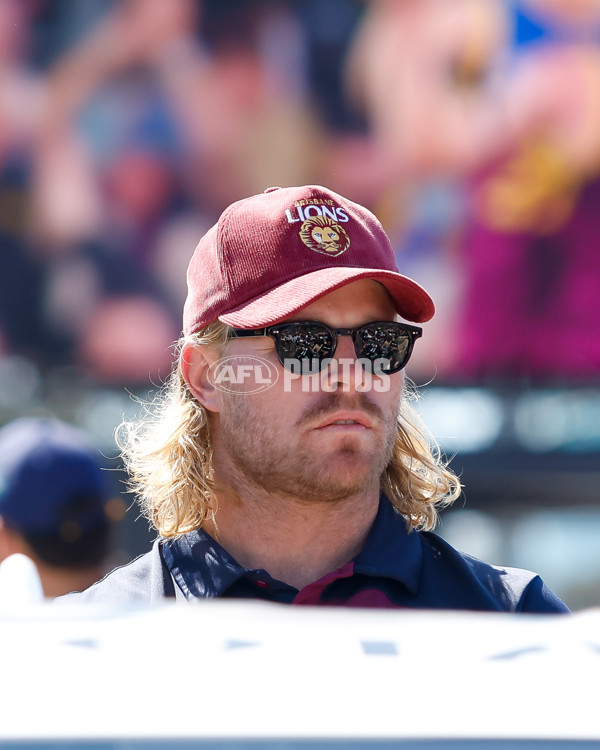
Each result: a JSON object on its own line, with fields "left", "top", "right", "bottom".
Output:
{"left": 230, "top": 328, "right": 270, "bottom": 338}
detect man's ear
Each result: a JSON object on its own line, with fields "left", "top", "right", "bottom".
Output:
{"left": 180, "top": 341, "right": 223, "bottom": 413}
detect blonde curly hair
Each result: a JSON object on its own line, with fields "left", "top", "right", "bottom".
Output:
{"left": 117, "top": 322, "right": 462, "bottom": 537}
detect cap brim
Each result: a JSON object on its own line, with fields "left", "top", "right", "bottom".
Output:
{"left": 218, "top": 267, "right": 434, "bottom": 327}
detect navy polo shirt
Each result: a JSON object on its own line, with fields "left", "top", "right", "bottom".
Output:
{"left": 161, "top": 497, "right": 569, "bottom": 613}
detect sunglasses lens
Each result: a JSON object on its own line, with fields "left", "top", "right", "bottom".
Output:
{"left": 356, "top": 324, "right": 413, "bottom": 374}
{"left": 274, "top": 323, "right": 335, "bottom": 371}
{"left": 269, "top": 322, "right": 417, "bottom": 374}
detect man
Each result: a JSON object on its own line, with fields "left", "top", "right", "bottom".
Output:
{"left": 62, "top": 184, "right": 568, "bottom": 611}
{"left": 0, "top": 417, "right": 116, "bottom": 597}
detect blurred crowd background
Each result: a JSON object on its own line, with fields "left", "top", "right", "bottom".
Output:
{"left": 1, "top": 0, "right": 599, "bottom": 608}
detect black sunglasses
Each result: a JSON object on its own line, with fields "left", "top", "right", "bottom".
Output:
{"left": 230, "top": 321, "right": 422, "bottom": 374}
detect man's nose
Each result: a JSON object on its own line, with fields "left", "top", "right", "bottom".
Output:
{"left": 324, "top": 335, "right": 367, "bottom": 393}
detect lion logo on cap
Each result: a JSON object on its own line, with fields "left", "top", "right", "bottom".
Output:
{"left": 299, "top": 215, "right": 350, "bottom": 257}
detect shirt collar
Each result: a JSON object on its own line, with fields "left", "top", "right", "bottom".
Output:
{"left": 353, "top": 495, "right": 423, "bottom": 595}
{"left": 162, "top": 529, "right": 247, "bottom": 598}
{"left": 163, "top": 495, "right": 423, "bottom": 598}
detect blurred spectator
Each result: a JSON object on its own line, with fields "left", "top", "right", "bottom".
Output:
{"left": 0, "top": 0, "right": 49, "bottom": 365}
{"left": 78, "top": 295, "right": 177, "bottom": 385}
{"left": 453, "top": 0, "right": 600, "bottom": 383}
{"left": 347, "top": 0, "right": 600, "bottom": 383}
{"left": 345, "top": 0, "right": 503, "bottom": 379}
{"left": 14, "top": 0, "right": 328, "bottom": 385}
{"left": 0, "top": 417, "right": 122, "bottom": 597}
{"left": 27, "top": 0, "right": 192, "bottom": 377}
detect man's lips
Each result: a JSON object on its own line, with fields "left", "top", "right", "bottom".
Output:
{"left": 313, "top": 411, "right": 374, "bottom": 430}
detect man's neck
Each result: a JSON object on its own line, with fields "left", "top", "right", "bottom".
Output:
{"left": 203, "top": 488, "right": 380, "bottom": 591}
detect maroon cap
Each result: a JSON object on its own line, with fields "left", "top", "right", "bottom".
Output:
{"left": 183, "top": 185, "right": 434, "bottom": 334}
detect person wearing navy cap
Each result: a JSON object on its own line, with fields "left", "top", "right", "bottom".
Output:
{"left": 0, "top": 417, "right": 115, "bottom": 597}
{"left": 61, "top": 185, "right": 569, "bottom": 612}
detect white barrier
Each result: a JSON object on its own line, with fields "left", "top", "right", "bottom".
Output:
{"left": 0, "top": 586, "right": 599, "bottom": 745}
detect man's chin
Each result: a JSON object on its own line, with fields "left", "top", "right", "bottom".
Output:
{"left": 301, "top": 453, "right": 379, "bottom": 499}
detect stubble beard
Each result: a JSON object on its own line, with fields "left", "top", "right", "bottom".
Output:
{"left": 214, "top": 391, "right": 399, "bottom": 504}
